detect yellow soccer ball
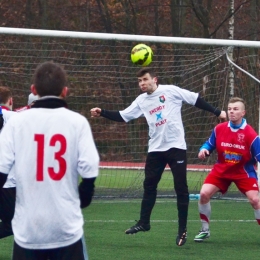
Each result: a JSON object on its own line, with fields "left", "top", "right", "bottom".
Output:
{"left": 131, "top": 43, "right": 153, "bottom": 66}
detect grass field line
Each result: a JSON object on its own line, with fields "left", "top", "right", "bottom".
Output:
{"left": 100, "top": 162, "right": 212, "bottom": 171}
{"left": 85, "top": 219, "right": 255, "bottom": 223}
{"left": 92, "top": 199, "right": 248, "bottom": 204}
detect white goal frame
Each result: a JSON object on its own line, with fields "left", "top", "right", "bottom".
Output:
{"left": 0, "top": 27, "right": 259, "bottom": 196}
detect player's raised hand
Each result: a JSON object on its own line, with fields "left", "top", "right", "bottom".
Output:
{"left": 198, "top": 149, "right": 210, "bottom": 159}
{"left": 90, "top": 107, "right": 102, "bottom": 117}
{"left": 218, "top": 110, "right": 227, "bottom": 121}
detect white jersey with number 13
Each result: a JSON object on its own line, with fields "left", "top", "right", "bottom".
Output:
{"left": 0, "top": 107, "right": 99, "bottom": 249}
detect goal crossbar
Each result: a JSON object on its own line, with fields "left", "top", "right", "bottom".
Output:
{"left": 1, "top": 27, "right": 260, "bottom": 48}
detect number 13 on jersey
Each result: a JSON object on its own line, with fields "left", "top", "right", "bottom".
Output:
{"left": 34, "top": 134, "right": 67, "bottom": 181}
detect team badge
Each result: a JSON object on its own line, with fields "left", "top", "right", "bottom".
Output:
{"left": 237, "top": 133, "right": 245, "bottom": 143}
{"left": 159, "top": 95, "right": 165, "bottom": 103}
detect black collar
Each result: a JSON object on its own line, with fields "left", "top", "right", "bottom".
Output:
{"left": 31, "top": 98, "right": 68, "bottom": 109}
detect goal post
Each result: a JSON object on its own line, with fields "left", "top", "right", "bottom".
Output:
{"left": 0, "top": 27, "right": 259, "bottom": 199}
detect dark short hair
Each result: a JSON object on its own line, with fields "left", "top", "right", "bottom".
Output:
{"left": 0, "top": 86, "right": 12, "bottom": 104}
{"left": 32, "top": 61, "right": 67, "bottom": 97}
{"left": 136, "top": 67, "right": 156, "bottom": 78}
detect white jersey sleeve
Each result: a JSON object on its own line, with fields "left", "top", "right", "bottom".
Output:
{"left": 0, "top": 114, "right": 16, "bottom": 174}
{"left": 77, "top": 119, "right": 99, "bottom": 179}
{"left": 2, "top": 110, "right": 18, "bottom": 188}
{"left": 168, "top": 85, "right": 198, "bottom": 105}
{"left": 119, "top": 99, "right": 144, "bottom": 122}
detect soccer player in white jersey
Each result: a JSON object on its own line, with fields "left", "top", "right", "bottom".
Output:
{"left": 0, "top": 90, "right": 38, "bottom": 239}
{"left": 0, "top": 62, "right": 100, "bottom": 260}
{"left": 90, "top": 67, "right": 226, "bottom": 246}
{"left": 0, "top": 86, "right": 16, "bottom": 239}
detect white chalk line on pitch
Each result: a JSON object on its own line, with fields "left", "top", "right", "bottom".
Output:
{"left": 92, "top": 199, "right": 248, "bottom": 204}
{"left": 85, "top": 219, "right": 255, "bottom": 223}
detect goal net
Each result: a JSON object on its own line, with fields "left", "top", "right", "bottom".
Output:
{"left": 0, "top": 28, "right": 259, "bottom": 199}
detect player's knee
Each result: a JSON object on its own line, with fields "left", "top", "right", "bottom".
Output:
{"left": 199, "top": 190, "right": 211, "bottom": 203}
{"left": 248, "top": 196, "right": 260, "bottom": 209}
{"left": 143, "top": 177, "right": 159, "bottom": 190}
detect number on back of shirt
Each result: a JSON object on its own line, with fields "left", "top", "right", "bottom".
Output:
{"left": 34, "top": 134, "right": 67, "bottom": 181}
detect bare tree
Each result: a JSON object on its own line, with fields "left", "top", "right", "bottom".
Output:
{"left": 96, "top": 0, "right": 113, "bottom": 33}
{"left": 190, "top": 0, "right": 212, "bottom": 38}
{"left": 38, "top": 0, "right": 48, "bottom": 28}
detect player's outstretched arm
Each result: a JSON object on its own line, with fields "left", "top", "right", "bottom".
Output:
{"left": 90, "top": 108, "right": 125, "bottom": 122}
{"left": 198, "top": 149, "right": 210, "bottom": 159}
{"left": 194, "top": 97, "right": 227, "bottom": 120}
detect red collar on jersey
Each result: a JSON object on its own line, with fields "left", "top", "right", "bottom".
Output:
{"left": 0, "top": 105, "right": 11, "bottom": 111}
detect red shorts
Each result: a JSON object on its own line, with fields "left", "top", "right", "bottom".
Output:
{"left": 203, "top": 174, "right": 259, "bottom": 194}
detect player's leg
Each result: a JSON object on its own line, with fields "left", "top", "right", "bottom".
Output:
{"left": 12, "top": 241, "right": 48, "bottom": 260}
{"left": 194, "top": 174, "right": 228, "bottom": 242}
{"left": 0, "top": 187, "right": 15, "bottom": 239}
{"left": 236, "top": 178, "right": 260, "bottom": 224}
{"left": 125, "top": 151, "right": 166, "bottom": 234}
{"left": 166, "top": 148, "right": 188, "bottom": 246}
{"left": 246, "top": 190, "right": 260, "bottom": 224}
{"left": 49, "top": 236, "right": 88, "bottom": 260}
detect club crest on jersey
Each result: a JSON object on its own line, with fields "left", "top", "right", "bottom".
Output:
{"left": 237, "top": 133, "right": 245, "bottom": 143}
{"left": 159, "top": 95, "right": 165, "bottom": 103}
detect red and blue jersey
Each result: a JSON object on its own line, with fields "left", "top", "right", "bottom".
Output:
{"left": 201, "top": 120, "right": 260, "bottom": 180}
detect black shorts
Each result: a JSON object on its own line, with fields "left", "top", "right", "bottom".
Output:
{"left": 145, "top": 148, "right": 188, "bottom": 193}
{"left": 12, "top": 236, "right": 88, "bottom": 260}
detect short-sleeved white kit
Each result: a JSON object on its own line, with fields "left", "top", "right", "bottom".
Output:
{"left": 0, "top": 107, "right": 99, "bottom": 249}
{"left": 120, "top": 84, "right": 198, "bottom": 152}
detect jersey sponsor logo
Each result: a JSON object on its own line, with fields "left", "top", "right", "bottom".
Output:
{"left": 159, "top": 95, "right": 166, "bottom": 103}
{"left": 223, "top": 150, "right": 242, "bottom": 164}
{"left": 155, "top": 112, "right": 167, "bottom": 127}
{"left": 221, "top": 142, "right": 245, "bottom": 150}
{"left": 156, "top": 112, "right": 163, "bottom": 121}
{"left": 149, "top": 105, "right": 165, "bottom": 115}
{"left": 155, "top": 118, "right": 167, "bottom": 127}
{"left": 150, "top": 106, "right": 167, "bottom": 127}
